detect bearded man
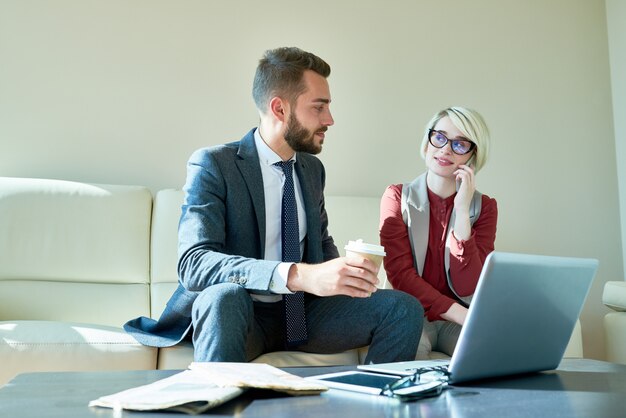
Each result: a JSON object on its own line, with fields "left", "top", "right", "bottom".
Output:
{"left": 125, "top": 47, "right": 423, "bottom": 363}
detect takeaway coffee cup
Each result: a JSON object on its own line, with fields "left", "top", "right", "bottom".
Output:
{"left": 344, "top": 239, "right": 386, "bottom": 268}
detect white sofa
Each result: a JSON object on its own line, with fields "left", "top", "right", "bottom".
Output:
{"left": 0, "top": 177, "right": 583, "bottom": 386}
{"left": 603, "top": 281, "right": 626, "bottom": 363}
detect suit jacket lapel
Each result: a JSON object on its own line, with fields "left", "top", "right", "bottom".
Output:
{"left": 235, "top": 129, "right": 266, "bottom": 256}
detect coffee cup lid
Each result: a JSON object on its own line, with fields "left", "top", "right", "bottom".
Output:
{"left": 344, "top": 239, "right": 386, "bottom": 256}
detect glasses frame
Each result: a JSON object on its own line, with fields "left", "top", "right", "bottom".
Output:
{"left": 428, "top": 129, "right": 476, "bottom": 155}
{"left": 380, "top": 366, "right": 450, "bottom": 401}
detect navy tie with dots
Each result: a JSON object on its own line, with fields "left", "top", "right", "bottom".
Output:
{"left": 274, "top": 160, "right": 308, "bottom": 348}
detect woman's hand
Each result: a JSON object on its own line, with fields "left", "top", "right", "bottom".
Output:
{"left": 452, "top": 163, "right": 475, "bottom": 241}
{"left": 453, "top": 163, "right": 476, "bottom": 214}
{"left": 441, "top": 302, "right": 468, "bottom": 326}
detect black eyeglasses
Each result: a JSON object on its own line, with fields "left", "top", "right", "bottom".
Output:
{"left": 380, "top": 366, "right": 450, "bottom": 401}
{"left": 429, "top": 129, "right": 476, "bottom": 155}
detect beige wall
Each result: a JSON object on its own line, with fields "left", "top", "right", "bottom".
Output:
{"left": 0, "top": 0, "right": 621, "bottom": 360}
{"left": 607, "top": 0, "right": 626, "bottom": 279}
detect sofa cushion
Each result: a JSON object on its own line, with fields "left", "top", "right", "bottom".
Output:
{"left": 156, "top": 341, "right": 360, "bottom": 370}
{"left": 253, "top": 350, "right": 359, "bottom": 367}
{"left": 0, "top": 320, "right": 157, "bottom": 386}
{"left": 0, "top": 177, "right": 153, "bottom": 327}
{"left": 150, "top": 189, "right": 184, "bottom": 319}
{"left": 0, "top": 177, "right": 152, "bottom": 284}
{"left": 0, "top": 281, "right": 150, "bottom": 328}
{"left": 604, "top": 312, "right": 626, "bottom": 364}
{"left": 603, "top": 281, "right": 626, "bottom": 312}
{"left": 603, "top": 281, "right": 626, "bottom": 364}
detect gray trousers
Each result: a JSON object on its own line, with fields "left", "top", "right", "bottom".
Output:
{"left": 419, "top": 319, "right": 462, "bottom": 357}
{"left": 191, "top": 283, "right": 423, "bottom": 364}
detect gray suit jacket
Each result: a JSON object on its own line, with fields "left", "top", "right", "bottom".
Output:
{"left": 124, "top": 129, "right": 340, "bottom": 347}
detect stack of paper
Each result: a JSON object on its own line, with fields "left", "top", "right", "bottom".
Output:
{"left": 89, "top": 362, "right": 328, "bottom": 414}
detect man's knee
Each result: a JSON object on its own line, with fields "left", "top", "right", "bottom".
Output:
{"left": 190, "top": 284, "right": 253, "bottom": 362}
{"left": 376, "top": 289, "right": 424, "bottom": 326}
{"left": 192, "top": 283, "right": 253, "bottom": 320}
{"left": 397, "top": 290, "right": 424, "bottom": 319}
{"left": 194, "top": 283, "right": 250, "bottom": 305}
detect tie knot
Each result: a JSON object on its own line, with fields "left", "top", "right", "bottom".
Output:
{"left": 274, "top": 160, "right": 294, "bottom": 176}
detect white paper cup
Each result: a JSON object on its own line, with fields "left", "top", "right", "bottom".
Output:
{"left": 344, "top": 239, "right": 386, "bottom": 268}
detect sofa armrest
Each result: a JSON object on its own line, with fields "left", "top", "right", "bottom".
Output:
{"left": 603, "top": 281, "right": 626, "bottom": 312}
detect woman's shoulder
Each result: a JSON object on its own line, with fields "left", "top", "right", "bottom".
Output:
{"left": 383, "top": 183, "right": 404, "bottom": 198}
{"left": 479, "top": 192, "right": 497, "bottom": 205}
{"left": 479, "top": 192, "right": 498, "bottom": 213}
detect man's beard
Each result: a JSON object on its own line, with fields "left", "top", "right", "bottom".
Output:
{"left": 284, "top": 112, "right": 325, "bottom": 155}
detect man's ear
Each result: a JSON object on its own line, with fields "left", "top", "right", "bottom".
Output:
{"left": 269, "top": 97, "right": 288, "bottom": 122}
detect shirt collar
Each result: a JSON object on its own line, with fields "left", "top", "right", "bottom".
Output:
{"left": 254, "top": 128, "right": 296, "bottom": 167}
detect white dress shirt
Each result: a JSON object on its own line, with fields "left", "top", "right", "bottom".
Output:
{"left": 252, "top": 128, "right": 307, "bottom": 301}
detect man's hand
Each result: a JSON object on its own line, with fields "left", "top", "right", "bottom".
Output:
{"left": 287, "top": 256, "right": 380, "bottom": 298}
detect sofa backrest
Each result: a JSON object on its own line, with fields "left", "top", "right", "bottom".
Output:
{"left": 148, "top": 190, "right": 388, "bottom": 319}
{"left": 323, "top": 196, "right": 389, "bottom": 288}
{"left": 0, "top": 177, "right": 153, "bottom": 327}
{"left": 149, "top": 189, "right": 183, "bottom": 319}
{"left": 0, "top": 177, "right": 388, "bottom": 325}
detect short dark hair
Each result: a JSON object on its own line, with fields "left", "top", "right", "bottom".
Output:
{"left": 252, "top": 47, "right": 331, "bottom": 112}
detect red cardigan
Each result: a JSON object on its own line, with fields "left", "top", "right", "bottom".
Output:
{"left": 379, "top": 184, "right": 498, "bottom": 321}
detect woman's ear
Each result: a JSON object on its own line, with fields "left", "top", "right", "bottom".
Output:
{"left": 269, "top": 97, "right": 287, "bottom": 123}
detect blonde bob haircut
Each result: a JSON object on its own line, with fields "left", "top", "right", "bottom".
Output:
{"left": 420, "top": 107, "right": 490, "bottom": 173}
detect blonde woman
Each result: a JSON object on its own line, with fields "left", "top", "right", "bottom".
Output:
{"left": 379, "top": 107, "right": 497, "bottom": 357}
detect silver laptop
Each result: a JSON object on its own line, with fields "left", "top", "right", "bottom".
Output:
{"left": 358, "top": 251, "right": 598, "bottom": 384}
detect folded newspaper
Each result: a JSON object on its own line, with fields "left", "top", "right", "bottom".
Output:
{"left": 89, "top": 362, "right": 328, "bottom": 414}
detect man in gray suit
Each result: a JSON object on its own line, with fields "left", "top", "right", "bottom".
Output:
{"left": 125, "top": 47, "right": 423, "bottom": 363}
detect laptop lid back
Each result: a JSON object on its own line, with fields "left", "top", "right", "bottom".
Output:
{"left": 448, "top": 251, "right": 598, "bottom": 384}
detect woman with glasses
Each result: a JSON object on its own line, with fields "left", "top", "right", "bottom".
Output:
{"left": 379, "top": 107, "right": 497, "bottom": 357}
